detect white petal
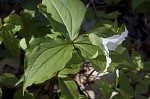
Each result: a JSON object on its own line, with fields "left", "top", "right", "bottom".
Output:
{"left": 100, "top": 28, "right": 128, "bottom": 51}
{"left": 100, "top": 28, "right": 128, "bottom": 72}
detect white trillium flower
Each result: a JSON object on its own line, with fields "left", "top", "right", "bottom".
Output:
{"left": 100, "top": 28, "right": 128, "bottom": 72}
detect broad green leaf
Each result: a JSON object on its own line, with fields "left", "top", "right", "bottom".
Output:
{"left": 0, "top": 14, "right": 22, "bottom": 58}
{"left": 143, "top": 62, "right": 150, "bottom": 71}
{"left": 134, "top": 94, "right": 147, "bottom": 99}
{"left": 58, "top": 77, "right": 79, "bottom": 99}
{"left": 21, "top": 0, "right": 49, "bottom": 26}
{"left": 96, "top": 11, "right": 120, "bottom": 19}
{"left": 23, "top": 37, "right": 74, "bottom": 91}
{"left": 19, "top": 9, "right": 50, "bottom": 38}
{"left": 21, "top": 0, "right": 41, "bottom": 10}
{"left": 59, "top": 64, "right": 81, "bottom": 75}
{"left": 89, "top": 34, "right": 111, "bottom": 71}
{"left": 99, "top": 79, "right": 113, "bottom": 97}
{"left": 89, "top": 33, "right": 104, "bottom": 51}
{"left": 0, "top": 26, "right": 19, "bottom": 58}
{"left": 4, "top": 14, "right": 23, "bottom": 33}
{"left": 59, "top": 50, "right": 83, "bottom": 75}
{"left": 135, "top": 84, "right": 148, "bottom": 94}
{"left": 89, "top": 55, "right": 106, "bottom": 71}
{"left": 13, "top": 89, "right": 34, "bottom": 99}
{"left": 38, "top": 4, "right": 68, "bottom": 38}
{"left": 68, "top": 50, "right": 83, "bottom": 64}
{"left": 74, "top": 36, "right": 105, "bottom": 71}
{"left": 0, "top": 73, "right": 19, "bottom": 86}
{"left": 108, "top": 46, "right": 135, "bottom": 72}
{"left": 41, "top": 0, "right": 86, "bottom": 40}
{"left": 89, "top": 33, "right": 108, "bottom": 71}
{"left": 74, "top": 36, "right": 98, "bottom": 59}
{"left": 87, "top": 19, "right": 116, "bottom": 37}
{"left": 127, "top": 72, "right": 143, "bottom": 84}
{"left": 95, "top": 20, "right": 113, "bottom": 28}
{"left": 117, "top": 74, "right": 134, "bottom": 98}
{"left": 85, "top": 8, "right": 96, "bottom": 19}
{"left": 142, "top": 73, "right": 150, "bottom": 85}
{"left": 132, "top": 0, "right": 146, "bottom": 10}
{"left": 87, "top": 27, "right": 115, "bottom": 37}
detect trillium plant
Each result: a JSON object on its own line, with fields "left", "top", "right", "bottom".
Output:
{"left": 16, "top": 0, "right": 128, "bottom": 98}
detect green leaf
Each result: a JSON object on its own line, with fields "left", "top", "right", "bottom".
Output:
{"left": 132, "top": 0, "right": 146, "bottom": 10}
{"left": 88, "top": 34, "right": 106, "bottom": 71}
{"left": 127, "top": 72, "right": 143, "bottom": 84}
{"left": 135, "top": 84, "right": 148, "bottom": 94}
{"left": 4, "top": 14, "right": 23, "bottom": 33}
{"left": 22, "top": 0, "right": 41, "bottom": 10}
{"left": 118, "top": 23, "right": 125, "bottom": 35}
{"left": 74, "top": 36, "right": 98, "bottom": 59}
{"left": 19, "top": 9, "right": 50, "bottom": 38}
{"left": 143, "top": 62, "right": 150, "bottom": 71}
{"left": 0, "top": 14, "right": 22, "bottom": 58}
{"left": 99, "top": 79, "right": 113, "bottom": 97}
{"left": 90, "top": 55, "right": 106, "bottom": 71}
{"left": 13, "top": 89, "right": 34, "bottom": 99}
{"left": 23, "top": 37, "right": 74, "bottom": 91}
{"left": 113, "top": 19, "right": 118, "bottom": 33}
{"left": 97, "top": 11, "right": 120, "bottom": 19}
{"left": 75, "top": 36, "right": 106, "bottom": 71}
{"left": 41, "top": 0, "right": 86, "bottom": 40}
{"left": 0, "top": 26, "right": 19, "bottom": 58}
{"left": 87, "top": 27, "right": 115, "bottom": 37}
{"left": 135, "top": 94, "right": 147, "bottom": 99}
{"left": 58, "top": 77, "right": 79, "bottom": 99}
{"left": 59, "top": 50, "right": 83, "bottom": 75}
{"left": 0, "top": 73, "right": 19, "bottom": 86}
{"left": 89, "top": 33, "right": 104, "bottom": 51}
{"left": 142, "top": 73, "right": 150, "bottom": 85}
{"left": 59, "top": 64, "right": 81, "bottom": 75}
{"left": 117, "top": 74, "right": 134, "bottom": 98}
{"left": 38, "top": 4, "right": 68, "bottom": 38}
{"left": 108, "top": 46, "right": 134, "bottom": 72}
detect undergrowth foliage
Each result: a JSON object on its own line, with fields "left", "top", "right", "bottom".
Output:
{"left": 0, "top": 0, "right": 150, "bottom": 99}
